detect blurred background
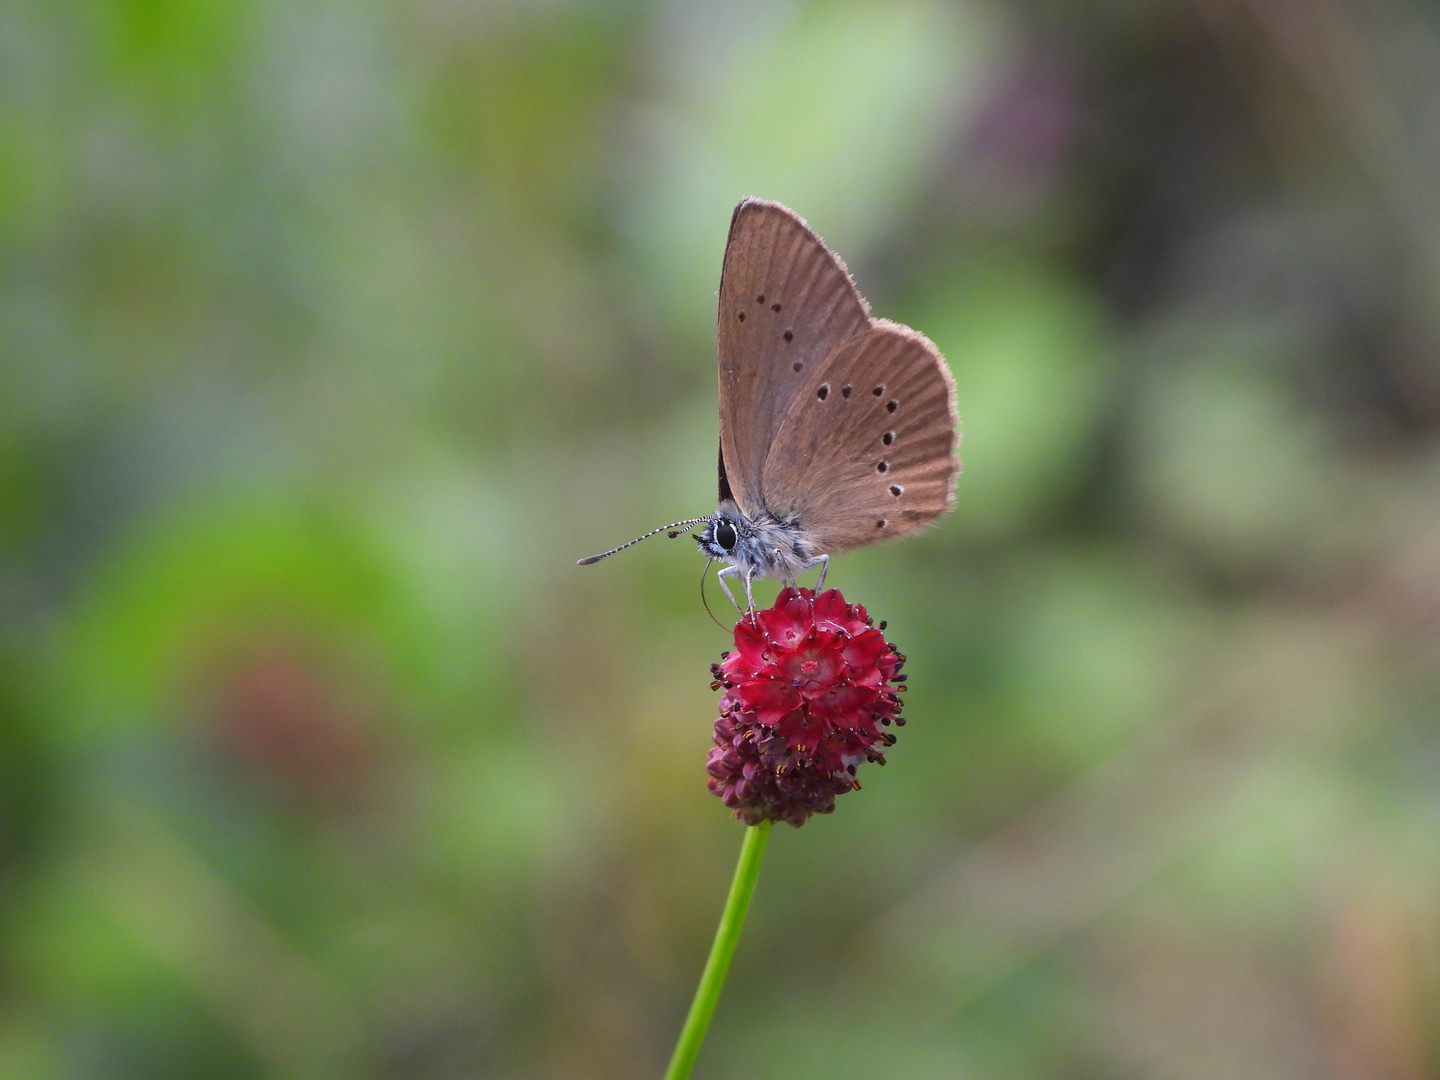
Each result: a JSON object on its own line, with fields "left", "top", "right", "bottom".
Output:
{"left": 5, "top": 0, "right": 1440, "bottom": 1076}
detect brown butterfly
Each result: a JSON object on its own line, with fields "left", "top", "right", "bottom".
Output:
{"left": 581, "top": 198, "right": 961, "bottom": 609}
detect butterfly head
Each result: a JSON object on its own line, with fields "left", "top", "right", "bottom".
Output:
{"left": 695, "top": 503, "right": 743, "bottom": 560}
{"left": 697, "top": 500, "right": 815, "bottom": 580}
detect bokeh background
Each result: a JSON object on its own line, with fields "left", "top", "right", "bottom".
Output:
{"left": 5, "top": 0, "right": 1440, "bottom": 1076}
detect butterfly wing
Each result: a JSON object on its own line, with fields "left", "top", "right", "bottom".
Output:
{"left": 717, "top": 199, "right": 872, "bottom": 515}
{"left": 760, "top": 320, "right": 960, "bottom": 554}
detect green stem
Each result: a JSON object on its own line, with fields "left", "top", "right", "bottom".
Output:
{"left": 663, "top": 820, "right": 773, "bottom": 1080}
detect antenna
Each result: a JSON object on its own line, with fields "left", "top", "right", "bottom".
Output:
{"left": 577, "top": 518, "right": 710, "bottom": 566}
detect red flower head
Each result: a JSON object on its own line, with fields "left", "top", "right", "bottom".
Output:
{"left": 706, "top": 587, "right": 908, "bottom": 827}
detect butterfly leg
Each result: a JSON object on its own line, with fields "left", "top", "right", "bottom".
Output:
{"left": 791, "top": 554, "right": 830, "bottom": 591}
{"left": 716, "top": 564, "right": 746, "bottom": 613}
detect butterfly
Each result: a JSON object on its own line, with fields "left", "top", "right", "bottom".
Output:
{"left": 581, "top": 198, "right": 961, "bottom": 610}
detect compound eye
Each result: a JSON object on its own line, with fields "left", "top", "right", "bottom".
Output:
{"left": 715, "top": 521, "right": 738, "bottom": 551}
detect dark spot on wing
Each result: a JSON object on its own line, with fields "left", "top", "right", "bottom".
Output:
{"left": 771, "top": 303, "right": 781, "bottom": 312}
{"left": 757, "top": 294, "right": 765, "bottom": 303}
{"left": 783, "top": 330, "right": 793, "bottom": 342}
{"left": 890, "top": 484, "right": 903, "bottom": 496}
{"left": 737, "top": 311, "right": 745, "bottom": 322}
{"left": 872, "top": 385, "right": 885, "bottom": 396}
{"left": 886, "top": 399, "right": 898, "bottom": 413}
{"left": 876, "top": 461, "right": 889, "bottom": 473}
{"left": 876, "top": 519, "right": 888, "bottom": 528}
{"left": 882, "top": 432, "right": 894, "bottom": 445}
{"left": 817, "top": 384, "right": 830, "bottom": 401}
{"left": 841, "top": 385, "right": 852, "bottom": 398}
{"left": 793, "top": 361, "right": 803, "bottom": 372}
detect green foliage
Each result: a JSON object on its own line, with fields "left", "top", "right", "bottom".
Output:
{"left": 4, "top": 0, "right": 1440, "bottom": 1076}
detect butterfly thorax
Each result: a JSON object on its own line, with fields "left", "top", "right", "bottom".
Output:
{"left": 696, "top": 499, "right": 815, "bottom": 581}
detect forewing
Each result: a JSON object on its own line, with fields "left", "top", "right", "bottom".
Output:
{"left": 717, "top": 199, "right": 871, "bottom": 513}
{"left": 760, "top": 320, "right": 960, "bottom": 554}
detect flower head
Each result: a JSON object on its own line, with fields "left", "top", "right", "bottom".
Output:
{"left": 706, "top": 587, "right": 907, "bottom": 826}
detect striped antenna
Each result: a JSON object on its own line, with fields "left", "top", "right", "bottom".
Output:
{"left": 577, "top": 518, "right": 710, "bottom": 566}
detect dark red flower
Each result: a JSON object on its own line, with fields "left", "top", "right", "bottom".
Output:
{"left": 706, "top": 587, "right": 907, "bottom": 826}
